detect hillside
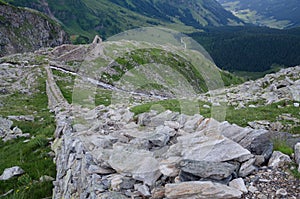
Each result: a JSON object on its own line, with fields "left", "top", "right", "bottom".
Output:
{"left": 0, "top": 33, "right": 299, "bottom": 198}
{"left": 190, "top": 26, "right": 300, "bottom": 75}
{"left": 0, "top": 1, "right": 69, "bottom": 57}
{"left": 4, "top": 0, "right": 243, "bottom": 42}
{"left": 218, "top": 0, "right": 300, "bottom": 29}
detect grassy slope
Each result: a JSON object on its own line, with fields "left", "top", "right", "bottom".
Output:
{"left": 0, "top": 59, "right": 55, "bottom": 198}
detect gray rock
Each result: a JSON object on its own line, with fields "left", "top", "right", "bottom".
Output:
{"left": 110, "top": 174, "right": 123, "bottom": 191}
{"left": 148, "top": 131, "right": 170, "bottom": 147}
{"left": 239, "top": 158, "right": 257, "bottom": 177}
{"left": 268, "top": 151, "right": 292, "bottom": 168}
{"left": 229, "top": 178, "right": 248, "bottom": 194}
{"left": 294, "top": 142, "right": 300, "bottom": 164}
{"left": 180, "top": 159, "right": 238, "bottom": 182}
{"left": 0, "top": 166, "right": 24, "bottom": 180}
{"left": 99, "top": 192, "right": 129, "bottom": 199}
{"left": 183, "top": 114, "right": 204, "bottom": 133}
{"left": 249, "top": 133, "right": 273, "bottom": 161}
{"left": 108, "top": 145, "right": 161, "bottom": 186}
{"left": 7, "top": 115, "right": 34, "bottom": 121}
{"left": 165, "top": 181, "right": 242, "bottom": 199}
{"left": 254, "top": 155, "right": 265, "bottom": 166}
{"left": 12, "top": 126, "right": 22, "bottom": 134}
{"left": 151, "top": 187, "right": 165, "bottom": 199}
{"left": 135, "top": 184, "right": 151, "bottom": 197}
{"left": 248, "top": 185, "right": 258, "bottom": 193}
{"left": 120, "top": 177, "right": 135, "bottom": 190}
{"left": 164, "top": 121, "right": 182, "bottom": 130}
{"left": 159, "top": 156, "right": 181, "bottom": 177}
{"left": 0, "top": 117, "right": 12, "bottom": 135}
{"left": 168, "top": 133, "right": 251, "bottom": 163}
{"left": 276, "top": 188, "right": 288, "bottom": 197}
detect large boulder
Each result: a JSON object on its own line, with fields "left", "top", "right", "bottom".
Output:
{"left": 167, "top": 132, "right": 252, "bottom": 163}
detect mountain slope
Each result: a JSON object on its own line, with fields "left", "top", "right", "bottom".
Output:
{"left": 191, "top": 26, "right": 300, "bottom": 74}
{"left": 4, "top": 0, "right": 244, "bottom": 42}
{"left": 217, "top": 0, "right": 300, "bottom": 29}
{"left": 0, "top": 1, "right": 69, "bottom": 57}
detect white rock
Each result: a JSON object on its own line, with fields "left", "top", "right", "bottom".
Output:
{"left": 229, "top": 178, "right": 248, "bottom": 194}
{"left": 203, "top": 104, "right": 210, "bottom": 109}
{"left": 294, "top": 103, "right": 299, "bottom": 107}
{"left": 0, "top": 166, "right": 24, "bottom": 180}
{"left": 268, "top": 151, "right": 292, "bottom": 168}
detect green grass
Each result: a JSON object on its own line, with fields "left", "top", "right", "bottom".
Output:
{"left": 130, "top": 99, "right": 212, "bottom": 117}
{"left": 52, "top": 69, "right": 75, "bottom": 104}
{"left": 272, "top": 139, "right": 294, "bottom": 156}
{"left": 53, "top": 69, "right": 112, "bottom": 106}
{"left": 220, "top": 71, "right": 244, "bottom": 86}
{"left": 233, "top": 65, "right": 284, "bottom": 80}
{"left": 289, "top": 163, "right": 300, "bottom": 179}
{"left": 225, "top": 101, "right": 300, "bottom": 132}
{"left": 0, "top": 68, "right": 56, "bottom": 199}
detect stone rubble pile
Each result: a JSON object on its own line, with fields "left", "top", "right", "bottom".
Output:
{"left": 199, "top": 66, "right": 300, "bottom": 107}
{"left": 0, "top": 117, "right": 30, "bottom": 142}
{"left": 51, "top": 105, "right": 300, "bottom": 198}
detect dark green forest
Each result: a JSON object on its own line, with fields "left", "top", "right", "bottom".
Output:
{"left": 190, "top": 26, "right": 300, "bottom": 72}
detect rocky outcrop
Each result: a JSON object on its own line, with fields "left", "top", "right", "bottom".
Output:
{"left": 0, "top": 2, "right": 69, "bottom": 57}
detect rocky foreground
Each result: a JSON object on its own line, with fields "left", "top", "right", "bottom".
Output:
{"left": 0, "top": 41, "right": 300, "bottom": 198}
{"left": 51, "top": 104, "right": 300, "bottom": 199}
{"left": 45, "top": 58, "right": 300, "bottom": 199}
